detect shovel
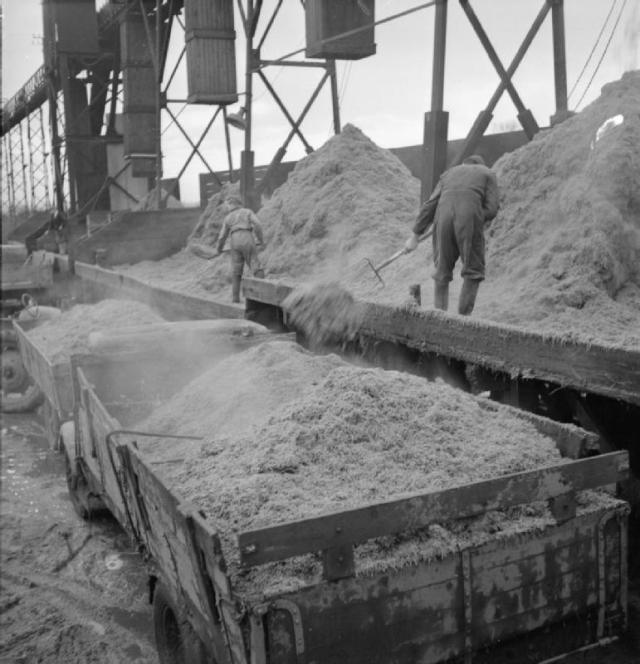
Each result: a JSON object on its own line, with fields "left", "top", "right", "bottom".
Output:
{"left": 364, "top": 228, "right": 434, "bottom": 287}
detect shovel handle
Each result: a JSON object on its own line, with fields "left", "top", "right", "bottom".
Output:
{"left": 375, "top": 249, "right": 407, "bottom": 272}
{"left": 374, "top": 228, "right": 434, "bottom": 272}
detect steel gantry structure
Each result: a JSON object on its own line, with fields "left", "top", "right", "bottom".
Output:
{"left": 2, "top": 0, "right": 573, "bottom": 227}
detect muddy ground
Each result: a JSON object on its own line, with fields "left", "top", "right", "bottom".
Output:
{"left": 0, "top": 410, "right": 638, "bottom": 663}
{"left": 0, "top": 413, "right": 157, "bottom": 664}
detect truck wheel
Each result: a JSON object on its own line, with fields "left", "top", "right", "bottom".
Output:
{"left": 64, "top": 450, "right": 105, "bottom": 519}
{"left": 1, "top": 329, "right": 44, "bottom": 413}
{"left": 153, "top": 582, "right": 209, "bottom": 664}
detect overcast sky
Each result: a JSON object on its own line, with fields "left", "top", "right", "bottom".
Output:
{"left": 2, "top": 0, "right": 639, "bottom": 204}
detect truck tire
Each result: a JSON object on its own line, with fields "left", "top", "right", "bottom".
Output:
{"left": 153, "top": 581, "right": 209, "bottom": 664}
{"left": 1, "top": 329, "right": 44, "bottom": 413}
{"left": 64, "top": 450, "right": 106, "bottom": 519}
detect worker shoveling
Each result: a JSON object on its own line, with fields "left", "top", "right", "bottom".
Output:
{"left": 282, "top": 281, "right": 365, "bottom": 347}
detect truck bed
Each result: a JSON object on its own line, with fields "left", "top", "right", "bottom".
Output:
{"left": 72, "top": 348, "right": 630, "bottom": 664}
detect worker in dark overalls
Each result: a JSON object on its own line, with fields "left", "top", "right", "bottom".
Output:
{"left": 405, "top": 155, "right": 499, "bottom": 315}
{"left": 216, "top": 196, "right": 265, "bottom": 302}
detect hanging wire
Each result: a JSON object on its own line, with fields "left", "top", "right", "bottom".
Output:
{"left": 573, "top": 0, "right": 628, "bottom": 111}
{"left": 567, "top": 0, "right": 618, "bottom": 102}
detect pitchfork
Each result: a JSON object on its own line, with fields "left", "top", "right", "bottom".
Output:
{"left": 363, "top": 228, "right": 434, "bottom": 287}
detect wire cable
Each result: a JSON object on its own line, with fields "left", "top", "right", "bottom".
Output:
{"left": 573, "top": 0, "right": 628, "bottom": 110}
{"left": 567, "top": 0, "right": 618, "bottom": 101}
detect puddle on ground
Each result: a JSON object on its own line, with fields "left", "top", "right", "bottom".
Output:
{"left": 1, "top": 416, "right": 69, "bottom": 521}
{"left": 106, "top": 605, "right": 153, "bottom": 636}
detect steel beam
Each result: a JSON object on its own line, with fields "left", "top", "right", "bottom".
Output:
{"left": 422, "top": 0, "right": 449, "bottom": 200}
{"left": 459, "top": 0, "right": 539, "bottom": 139}
{"left": 257, "top": 70, "right": 313, "bottom": 153}
{"left": 19, "top": 123, "right": 30, "bottom": 213}
{"left": 328, "top": 59, "right": 341, "bottom": 135}
{"left": 256, "top": 71, "right": 330, "bottom": 196}
{"left": 240, "top": 0, "right": 262, "bottom": 209}
{"left": 163, "top": 107, "right": 223, "bottom": 204}
{"left": 453, "top": 0, "right": 551, "bottom": 164}
{"left": 165, "top": 106, "right": 218, "bottom": 176}
{"left": 48, "top": 79, "right": 66, "bottom": 214}
{"left": 550, "top": 0, "right": 570, "bottom": 124}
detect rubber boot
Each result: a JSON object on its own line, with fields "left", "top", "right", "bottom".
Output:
{"left": 231, "top": 275, "right": 242, "bottom": 303}
{"left": 433, "top": 280, "right": 449, "bottom": 311}
{"left": 458, "top": 278, "right": 480, "bottom": 316}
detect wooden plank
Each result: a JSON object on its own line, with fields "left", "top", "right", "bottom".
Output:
{"left": 476, "top": 567, "right": 596, "bottom": 624}
{"left": 74, "top": 261, "right": 244, "bottom": 321}
{"left": 78, "top": 374, "right": 131, "bottom": 526}
{"left": 471, "top": 507, "right": 615, "bottom": 571}
{"left": 475, "top": 398, "right": 599, "bottom": 459}
{"left": 118, "top": 445, "right": 249, "bottom": 664}
{"left": 242, "top": 277, "right": 640, "bottom": 405}
{"left": 278, "top": 599, "right": 461, "bottom": 664}
{"left": 276, "top": 562, "right": 464, "bottom": 664}
{"left": 282, "top": 552, "right": 460, "bottom": 608}
{"left": 13, "top": 320, "right": 73, "bottom": 415}
{"left": 182, "top": 509, "right": 249, "bottom": 664}
{"left": 278, "top": 505, "right": 624, "bottom": 664}
{"left": 471, "top": 535, "right": 595, "bottom": 596}
{"left": 238, "top": 452, "right": 629, "bottom": 567}
{"left": 474, "top": 588, "right": 596, "bottom": 647}
{"left": 243, "top": 277, "right": 292, "bottom": 307}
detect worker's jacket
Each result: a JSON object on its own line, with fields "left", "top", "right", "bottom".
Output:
{"left": 217, "top": 207, "right": 264, "bottom": 253}
{"left": 413, "top": 163, "right": 499, "bottom": 236}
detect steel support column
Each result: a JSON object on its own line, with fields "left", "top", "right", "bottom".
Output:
{"left": 3, "top": 134, "right": 16, "bottom": 218}
{"left": 550, "top": 0, "right": 570, "bottom": 125}
{"left": 19, "top": 123, "right": 30, "bottom": 213}
{"left": 240, "top": 0, "right": 259, "bottom": 210}
{"left": 422, "top": 0, "right": 449, "bottom": 200}
{"left": 328, "top": 59, "right": 341, "bottom": 135}
{"left": 155, "top": 0, "right": 164, "bottom": 208}
{"left": 48, "top": 79, "right": 66, "bottom": 214}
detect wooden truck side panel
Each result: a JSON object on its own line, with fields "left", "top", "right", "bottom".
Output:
{"left": 117, "top": 443, "right": 248, "bottom": 664}
{"left": 13, "top": 320, "right": 73, "bottom": 415}
{"left": 72, "top": 360, "right": 246, "bottom": 664}
{"left": 73, "top": 367, "right": 132, "bottom": 526}
{"left": 73, "top": 261, "right": 244, "bottom": 321}
{"left": 262, "top": 507, "right": 628, "bottom": 664}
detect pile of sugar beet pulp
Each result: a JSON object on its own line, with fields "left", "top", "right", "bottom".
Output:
{"left": 118, "top": 72, "right": 639, "bottom": 348}
{"left": 137, "top": 339, "right": 621, "bottom": 601}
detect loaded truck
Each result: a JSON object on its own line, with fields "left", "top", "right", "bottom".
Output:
{"left": 11, "top": 253, "right": 636, "bottom": 663}
{"left": 53, "top": 323, "right": 628, "bottom": 664}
